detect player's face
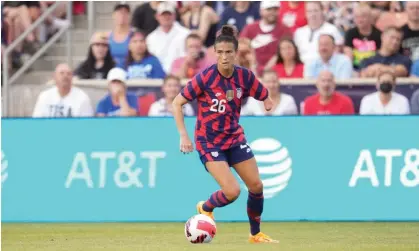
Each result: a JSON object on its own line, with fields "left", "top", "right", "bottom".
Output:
{"left": 316, "top": 72, "right": 335, "bottom": 97}
{"left": 129, "top": 33, "right": 147, "bottom": 55}
{"left": 215, "top": 41, "right": 236, "bottom": 70}
{"left": 262, "top": 72, "right": 279, "bottom": 93}
{"left": 163, "top": 78, "right": 181, "bottom": 100}
{"left": 91, "top": 42, "right": 108, "bottom": 60}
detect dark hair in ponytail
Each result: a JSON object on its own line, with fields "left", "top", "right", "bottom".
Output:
{"left": 215, "top": 25, "right": 239, "bottom": 51}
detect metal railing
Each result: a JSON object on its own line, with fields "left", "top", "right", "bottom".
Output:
{"left": 2, "top": 2, "right": 73, "bottom": 117}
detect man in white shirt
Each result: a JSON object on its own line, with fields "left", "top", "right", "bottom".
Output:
{"left": 294, "top": 1, "right": 344, "bottom": 64}
{"left": 146, "top": 2, "right": 191, "bottom": 73}
{"left": 241, "top": 70, "right": 298, "bottom": 116}
{"left": 148, "top": 75, "right": 194, "bottom": 117}
{"left": 305, "top": 34, "right": 353, "bottom": 80}
{"left": 32, "top": 63, "right": 94, "bottom": 118}
{"left": 360, "top": 71, "right": 410, "bottom": 115}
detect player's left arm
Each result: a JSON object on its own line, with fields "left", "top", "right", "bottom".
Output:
{"left": 247, "top": 70, "right": 272, "bottom": 111}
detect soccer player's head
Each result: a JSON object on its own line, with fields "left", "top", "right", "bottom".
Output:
{"left": 54, "top": 63, "right": 73, "bottom": 91}
{"left": 162, "top": 75, "right": 181, "bottom": 100}
{"left": 214, "top": 25, "right": 239, "bottom": 70}
{"left": 316, "top": 70, "right": 336, "bottom": 98}
{"left": 262, "top": 69, "right": 280, "bottom": 94}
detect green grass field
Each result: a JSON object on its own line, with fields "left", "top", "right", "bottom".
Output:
{"left": 2, "top": 222, "right": 419, "bottom": 251}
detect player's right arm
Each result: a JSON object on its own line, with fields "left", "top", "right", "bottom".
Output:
{"left": 172, "top": 74, "right": 206, "bottom": 153}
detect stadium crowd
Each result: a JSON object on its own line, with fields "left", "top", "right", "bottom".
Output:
{"left": 4, "top": 1, "right": 419, "bottom": 117}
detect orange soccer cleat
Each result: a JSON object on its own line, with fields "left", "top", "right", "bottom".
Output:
{"left": 249, "top": 232, "right": 279, "bottom": 243}
{"left": 196, "top": 201, "right": 215, "bottom": 221}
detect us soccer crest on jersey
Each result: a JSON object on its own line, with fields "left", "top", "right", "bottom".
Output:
{"left": 226, "top": 90, "right": 234, "bottom": 101}
{"left": 236, "top": 88, "right": 242, "bottom": 99}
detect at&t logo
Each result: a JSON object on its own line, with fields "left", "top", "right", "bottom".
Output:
{"left": 2, "top": 150, "right": 8, "bottom": 184}
{"left": 247, "top": 138, "right": 293, "bottom": 199}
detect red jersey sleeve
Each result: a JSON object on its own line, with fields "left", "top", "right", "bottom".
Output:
{"left": 248, "top": 70, "right": 269, "bottom": 101}
{"left": 180, "top": 73, "right": 206, "bottom": 101}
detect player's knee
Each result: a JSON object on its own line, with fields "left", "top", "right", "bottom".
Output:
{"left": 248, "top": 179, "right": 263, "bottom": 194}
{"left": 223, "top": 184, "right": 241, "bottom": 201}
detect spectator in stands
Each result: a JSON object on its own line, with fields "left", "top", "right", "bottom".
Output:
{"left": 109, "top": 3, "right": 133, "bottom": 68}
{"left": 360, "top": 27, "right": 412, "bottom": 78}
{"left": 344, "top": 4, "right": 382, "bottom": 71}
{"left": 39, "top": 1, "right": 71, "bottom": 42}
{"left": 323, "top": 2, "right": 358, "bottom": 34}
{"left": 241, "top": 70, "right": 298, "bottom": 116}
{"left": 302, "top": 70, "right": 354, "bottom": 115}
{"left": 236, "top": 38, "right": 257, "bottom": 74}
{"left": 359, "top": 71, "right": 410, "bottom": 115}
{"left": 32, "top": 63, "right": 94, "bottom": 118}
{"left": 148, "top": 75, "right": 194, "bottom": 117}
{"left": 278, "top": 1, "right": 307, "bottom": 34}
{"left": 171, "top": 33, "right": 213, "bottom": 79}
{"left": 2, "top": 2, "right": 40, "bottom": 68}
{"left": 375, "top": 1, "right": 407, "bottom": 32}
{"left": 147, "top": 2, "right": 191, "bottom": 73}
{"left": 125, "top": 31, "right": 165, "bottom": 79}
{"left": 401, "top": 1, "right": 419, "bottom": 61}
{"left": 131, "top": 1, "right": 161, "bottom": 36}
{"left": 305, "top": 34, "right": 353, "bottom": 79}
{"left": 240, "top": 1, "right": 292, "bottom": 76}
{"left": 265, "top": 38, "right": 304, "bottom": 78}
{"left": 411, "top": 89, "right": 419, "bottom": 114}
{"left": 219, "top": 1, "right": 260, "bottom": 33}
{"left": 96, "top": 68, "right": 138, "bottom": 117}
{"left": 74, "top": 32, "right": 115, "bottom": 80}
{"left": 181, "top": 1, "right": 219, "bottom": 47}
{"left": 294, "top": 1, "right": 344, "bottom": 64}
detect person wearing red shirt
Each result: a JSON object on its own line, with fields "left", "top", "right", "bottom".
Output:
{"left": 240, "top": 1, "right": 292, "bottom": 76}
{"left": 303, "top": 70, "right": 355, "bottom": 115}
{"left": 278, "top": 1, "right": 307, "bottom": 33}
{"left": 271, "top": 38, "right": 304, "bottom": 78}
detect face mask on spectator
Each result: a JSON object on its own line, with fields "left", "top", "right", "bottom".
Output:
{"left": 379, "top": 81, "right": 393, "bottom": 94}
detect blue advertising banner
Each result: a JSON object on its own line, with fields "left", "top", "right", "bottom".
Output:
{"left": 2, "top": 116, "right": 419, "bottom": 222}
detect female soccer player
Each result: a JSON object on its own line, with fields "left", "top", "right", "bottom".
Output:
{"left": 172, "top": 25, "right": 278, "bottom": 243}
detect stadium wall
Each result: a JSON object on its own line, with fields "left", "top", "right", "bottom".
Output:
{"left": 2, "top": 116, "right": 419, "bottom": 222}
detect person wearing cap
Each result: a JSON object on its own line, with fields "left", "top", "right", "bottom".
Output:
{"left": 33, "top": 64, "right": 94, "bottom": 118}
{"left": 146, "top": 1, "right": 191, "bottom": 73}
{"left": 96, "top": 68, "right": 138, "bottom": 117}
{"left": 109, "top": 3, "right": 133, "bottom": 68}
{"left": 74, "top": 32, "right": 116, "bottom": 80}
{"left": 240, "top": 1, "right": 292, "bottom": 76}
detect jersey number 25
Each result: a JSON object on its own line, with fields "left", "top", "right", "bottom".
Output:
{"left": 210, "top": 99, "right": 226, "bottom": 113}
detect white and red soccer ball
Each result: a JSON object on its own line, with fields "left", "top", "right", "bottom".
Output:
{"left": 184, "top": 214, "right": 217, "bottom": 244}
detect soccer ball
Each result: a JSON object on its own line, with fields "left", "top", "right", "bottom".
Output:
{"left": 184, "top": 214, "right": 217, "bottom": 244}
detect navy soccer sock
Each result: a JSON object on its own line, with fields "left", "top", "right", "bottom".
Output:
{"left": 247, "top": 191, "right": 264, "bottom": 235}
{"left": 202, "top": 190, "right": 234, "bottom": 212}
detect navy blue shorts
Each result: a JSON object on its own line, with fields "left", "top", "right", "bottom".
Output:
{"left": 199, "top": 143, "right": 254, "bottom": 169}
